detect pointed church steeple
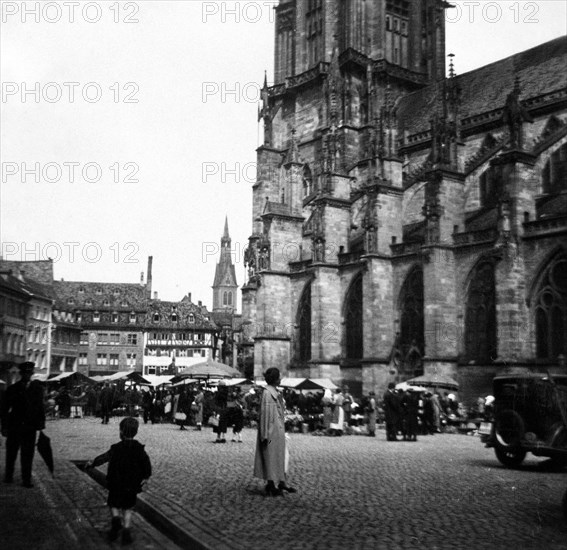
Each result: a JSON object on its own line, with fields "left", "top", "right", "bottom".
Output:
{"left": 213, "top": 217, "right": 238, "bottom": 312}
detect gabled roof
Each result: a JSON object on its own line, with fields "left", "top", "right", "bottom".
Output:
{"left": 398, "top": 36, "right": 567, "bottom": 137}
{"left": 147, "top": 299, "right": 217, "bottom": 330}
{"left": 53, "top": 280, "right": 148, "bottom": 310}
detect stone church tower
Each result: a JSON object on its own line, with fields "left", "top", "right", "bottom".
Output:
{"left": 212, "top": 217, "right": 238, "bottom": 312}
{"left": 243, "top": 0, "right": 567, "bottom": 400}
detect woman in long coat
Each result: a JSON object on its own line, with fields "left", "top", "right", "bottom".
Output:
{"left": 253, "top": 368, "right": 296, "bottom": 496}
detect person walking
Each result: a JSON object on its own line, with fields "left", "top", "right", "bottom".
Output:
{"left": 367, "top": 391, "right": 377, "bottom": 437}
{"left": 383, "top": 382, "right": 400, "bottom": 441}
{"left": 329, "top": 388, "right": 345, "bottom": 436}
{"left": 99, "top": 381, "right": 114, "bottom": 425}
{"left": 193, "top": 386, "right": 204, "bottom": 431}
{"left": 1, "top": 362, "right": 46, "bottom": 488}
{"left": 254, "top": 367, "right": 295, "bottom": 496}
{"left": 321, "top": 388, "right": 333, "bottom": 433}
{"left": 86, "top": 417, "right": 152, "bottom": 545}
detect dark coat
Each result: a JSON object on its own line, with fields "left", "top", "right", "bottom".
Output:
{"left": 93, "top": 439, "right": 152, "bottom": 509}
{"left": 1, "top": 380, "right": 45, "bottom": 434}
{"left": 383, "top": 390, "right": 400, "bottom": 424}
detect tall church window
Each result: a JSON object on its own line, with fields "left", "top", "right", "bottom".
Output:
{"left": 228, "top": 292, "right": 233, "bottom": 307}
{"left": 479, "top": 165, "right": 504, "bottom": 208}
{"left": 306, "top": 0, "right": 323, "bottom": 67}
{"left": 303, "top": 165, "right": 313, "bottom": 196}
{"left": 399, "top": 268, "right": 424, "bottom": 360}
{"left": 464, "top": 262, "right": 496, "bottom": 362}
{"left": 535, "top": 255, "right": 567, "bottom": 359}
{"left": 345, "top": 273, "right": 363, "bottom": 359}
{"left": 542, "top": 143, "right": 567, "bottom": 194}
{"left": 297, "top": 282, "right": 312, "bottom": 361}
{"left": 223, "top": 291, "right": 228, "bottom": 306}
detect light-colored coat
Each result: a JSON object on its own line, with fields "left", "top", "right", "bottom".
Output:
{"left": 253, "top": 385, "right": 286, "bottom": 483}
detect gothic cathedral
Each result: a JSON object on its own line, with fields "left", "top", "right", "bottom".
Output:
{"left": 242, "top": 0, "right": 567, "bottom": 401}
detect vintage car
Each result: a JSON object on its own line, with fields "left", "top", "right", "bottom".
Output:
{"left": 479, "top": 373, "right": 567, "bottom": 468}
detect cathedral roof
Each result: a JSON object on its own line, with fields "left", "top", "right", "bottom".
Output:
{"left": 398, "top": 36, "right": 567, "bottom": 137}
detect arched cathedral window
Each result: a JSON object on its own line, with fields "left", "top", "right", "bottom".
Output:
{"left": 479, "top": 164, "right": 504, "bottom": 208}
{"left": 303, "top": 165, "right": 313, "bottom": 197}
{"left": 535, "top": 255, "right": 567, "bottom": 359}
{"left": 464, "top": 262, "right": 496, "bottom": 362}
{"left": 345, "top": 273, "right": 363, "bottom": 359}
{"left": 542, "top": 143, "right": 567, "bottom": 194}
{"left": 399, "top": 267, "right": 424, "bottom": 362}
{"left": 297, "top": 282, "right": 312, "bottom": 361}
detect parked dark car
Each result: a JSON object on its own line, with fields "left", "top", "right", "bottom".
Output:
{"left": 479, "top": 373, "right": 567, "bottom": 467}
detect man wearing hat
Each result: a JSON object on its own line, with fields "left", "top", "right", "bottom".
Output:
{"left": 0, "top": 362, "right": 46, "bottom": 487}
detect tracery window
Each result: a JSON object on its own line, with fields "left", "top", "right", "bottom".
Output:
{"left": 542, "top": 143, "right": 567, "bottom": 194}
{"left": 479, "top": 164, "right": 504, "bottom": 208}
{"left": 345, "top": 273, "right": 363, "bottom": 359}
{"left": 297, "top": 282, "right": 312, "bottom": 361}
{"left": 303, "top": 165, "right": 313, "bottom": 197}
{"left": 306, "top": 0, "right": 323, "bottom": 67}
{"left": 535, "top": 255, "right": 567, "bottom": 359}
{"left": 399, "top": 268, "right": 424, "bottom": 361}
{"left": 464, "top": 262, "right": 496, "bottom": 362}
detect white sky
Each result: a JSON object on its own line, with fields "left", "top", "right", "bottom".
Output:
{"left": 1, "top": 0, "right": 565, "bottom": 309}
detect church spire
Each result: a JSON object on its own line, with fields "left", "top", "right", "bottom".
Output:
{"left": 213, "top": 217, "right": 238, "bottom": 312}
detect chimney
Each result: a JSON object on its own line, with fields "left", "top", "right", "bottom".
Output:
{"left": 188, "top": 292, "right": 192, "bottom": 302}
{"left": 146, "top": 256, "right": 153, "bottom": 298}
{"left": 198, "top": 300, "right": 202, "bottom": 307}
{"left": 153, "top": 291, "right": 158, "bottom": 300}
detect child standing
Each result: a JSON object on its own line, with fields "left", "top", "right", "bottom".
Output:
{"left": 86, "top": 417, "right": 152, "bottom": 545}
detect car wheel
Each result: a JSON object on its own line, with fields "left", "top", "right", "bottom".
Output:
{"left": 495, "top": 445, "right": 527, "bottom": 468}
{"left": 495, "top": 410, "right": 525, "bottom": 448}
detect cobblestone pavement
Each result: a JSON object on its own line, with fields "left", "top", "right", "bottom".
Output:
{"left": 1, "top": 418, "right": 566, "bottom": 550}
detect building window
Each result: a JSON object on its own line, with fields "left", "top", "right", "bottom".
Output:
{"left": 399, "top": 267, "right": 424, "bottom": 375}
{"left": 93, "top": 311, "right": 100, "bottom": 323}
{"left": 479, "top": 165, "right": 504, "bottom": 208}
{"left": 130, "top": 312, "right": 136, "bottom": 324}
{"left": 111, "top": 312, "right": 119, "bottom": 323}
{"left": 465, "top": 262, "right": 497, "bottom": 362}
{"left": 153, "top": 313, "right": 160, "bottom": 323}
{"left": 171, "top": 313, "right": 178, "bottom": 322}
{"left": 542, "top": 143, "right": 567, "bottom": 194}
{"left": 127, "top": 333, "right": 138, "bottom": 345}
{"left": 96, "top": 354, "right": 108, "bottom": 366}
{"left": 67, "top": 298, "right": 75, "bottom": 305}
{"left": 96, "top": 288, "right": 102, "bottom": 295}
{"left": 109, "top": 354, "right": 119, "bottom": 367}
{"left": 345, "top": 274, "right": 363, "bottom": 360}
{"left": 98, "top": 333, "right": 108, "bottom": 344}
{"left": 75, "top": 312, "right": 82, "bottom": 323}
{"left": 113, "top": 289, "right": 120, "bottom": 296}
{"left": 78, "top": 287, "right": 85, "bottom": 294}
{"left": 80, "top": 332, "right": 89, "bottom": 345}
{"left": 126, "top": 353, "right": 136, "bottom": 367}
{"left": 103, "top": 299, "right": 110, "bottom": 306}
{"left": 110, "top": 333, "right": 120, "bottom": 345}
{"left": 303, "top": 165, "right": 313, "bottom": 197}
{"left": 78, "top": 353, "right": 88, "bottom": 366}
{"left": 297, "top": 282, "right": 312, "bottom": 361}
{"left": 188, "top": 314, "right": 195, "bottom": 323}
{"left": 535, "top": 255, "right": 567, "bottom": 359}
{"left": 85, "top": 299, "right": 92, "bottom": 306}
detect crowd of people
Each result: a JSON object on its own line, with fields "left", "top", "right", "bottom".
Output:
{"left": 39, "top": 378, "right": 485, "bottom": 441}
{"left": 2, "top": 360, "right": 497, "bottom": 543}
